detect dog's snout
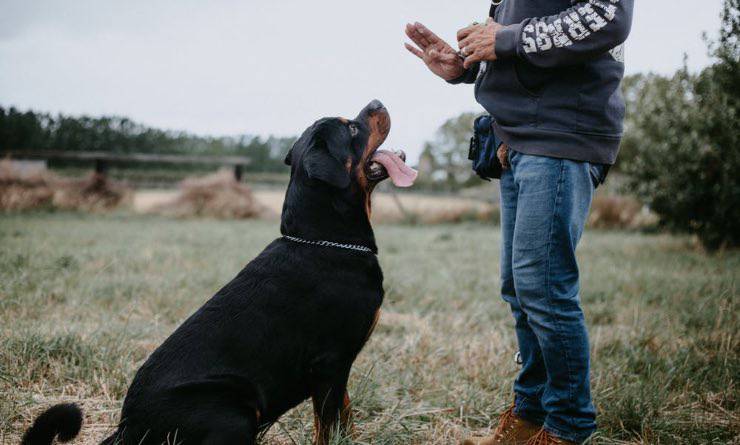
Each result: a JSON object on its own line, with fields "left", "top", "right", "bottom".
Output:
{"left": 366, "top": 99, "right": 385, "bottom": 112}
{"left": 358, "top": 100, "right": 387, "bottom": 119}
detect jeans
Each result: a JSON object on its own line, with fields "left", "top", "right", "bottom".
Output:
{"left": 499, "top": 150, "right": 605, "bottom": 443}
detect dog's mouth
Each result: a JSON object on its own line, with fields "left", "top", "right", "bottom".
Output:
{"left": 366, "top": 149, "right": 417, "bottom": 187}
{"left": 358, "top": 100, "right": 418, "bottom": 188}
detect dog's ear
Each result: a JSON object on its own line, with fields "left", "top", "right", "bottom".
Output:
{"left": 284, "top": 148, "right": 293, "bottom": 166}
{"left": 303, "top": 124, "right": 351, "bottom": 189}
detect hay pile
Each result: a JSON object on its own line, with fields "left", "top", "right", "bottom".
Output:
{"left": 155, "top": 169, "right": 266, "bottom": 219}
{"left": 588, "top": 195, "right": 657, "bottom": 229}
{"left": 0, "top": 159, "right": 130, "bottom": 212}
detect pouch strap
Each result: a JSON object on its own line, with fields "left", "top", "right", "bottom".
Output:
{"left": 489, "top": 0, "right": 502, "bottom": 19}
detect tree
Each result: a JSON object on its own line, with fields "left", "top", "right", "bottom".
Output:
{"left": 622, "top": 0, "right": 739, "bottom": 250}
{"left": 417, "top": 112, "right": 478, "bottom": 190}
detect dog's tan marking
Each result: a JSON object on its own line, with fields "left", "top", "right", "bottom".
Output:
{"left": 340, "top": 390, "right": 355, "bottom": 435}
{"left": 364, "top": 309, "right": 381, "bottom": 343}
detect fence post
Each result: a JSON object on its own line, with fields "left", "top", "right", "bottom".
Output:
{"left": 94, "top": 159, "right": 109, "bottom": 176}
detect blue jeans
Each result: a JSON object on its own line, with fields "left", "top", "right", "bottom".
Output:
{"left": 500, "top": 150, "right": 604, "bottom": 443}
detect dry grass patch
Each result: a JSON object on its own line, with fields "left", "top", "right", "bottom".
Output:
{"left": 588, "top": 195, "right": 656, "bottom": 230}
{"left": 0, "top": 159, "right": 130, "bottom": 212}
{"left": 153, "top": 169, "right": 270, "bottom": 219}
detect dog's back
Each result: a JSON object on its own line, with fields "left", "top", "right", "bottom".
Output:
{"left": 109, "top": 238, "right": 383, "bottom": 444}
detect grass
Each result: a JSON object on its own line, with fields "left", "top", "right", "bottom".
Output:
{"left": 0, "top": 212, "right": 737, "bottom": 444}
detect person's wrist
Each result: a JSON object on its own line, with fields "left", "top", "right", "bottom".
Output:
{"left": 495, "top": 23, "right": 521, "bottom": 60}
{"left": 490, "top": 23, "right": 501, "bottom": 59}
{"left": 445, "top": 64, "right": 468, "bottom": 83}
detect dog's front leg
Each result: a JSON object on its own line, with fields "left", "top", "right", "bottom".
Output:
{"left": 311, "top": 379, "right": 352, "bottom": 445}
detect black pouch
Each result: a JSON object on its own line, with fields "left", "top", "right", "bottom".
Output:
{"left": 469, "top": 115, "right": 504, "bottom": 181}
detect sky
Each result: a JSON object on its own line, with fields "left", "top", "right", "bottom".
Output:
{"left": 0, "top": 0, "right": 725, "bottom": 162}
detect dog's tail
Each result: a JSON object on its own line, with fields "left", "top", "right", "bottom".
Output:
{"left": 21, "top": 403, "right": 83, "bottom": 445}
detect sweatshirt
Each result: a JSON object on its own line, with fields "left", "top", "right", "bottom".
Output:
{"left": 451, "top": 0, "right": 634, "bottom": 165}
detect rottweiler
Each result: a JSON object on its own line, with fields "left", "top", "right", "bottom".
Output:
{"left": 22, "top": 100, "right": 418, "bottom": 445}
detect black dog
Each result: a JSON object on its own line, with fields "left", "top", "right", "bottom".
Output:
{"left": 22, "top": 100, "right": 418, "bottom": 445}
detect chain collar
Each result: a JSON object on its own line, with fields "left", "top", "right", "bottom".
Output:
{"left": 283, "top": 235, "right": 375, "bottom": 254}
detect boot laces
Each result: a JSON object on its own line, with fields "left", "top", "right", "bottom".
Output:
{"left": 492, "top": 405, "right": 520, "bottom": 441}
{"left": 527, "top": 429, "right": 569, "bottom": 445}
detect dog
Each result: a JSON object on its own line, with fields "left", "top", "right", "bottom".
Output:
{"left": 22, "top": 100, "right": 418, "bottom": 445}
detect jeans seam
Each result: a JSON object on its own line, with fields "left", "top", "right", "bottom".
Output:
{"left": 515, "top": 394, "right": 546, "bottom": 424}
{"left": 544, "top": 424, "right": 585, "bottom": 443}
{"left": 543, "top": 159, "right": 576, "bottom": 429}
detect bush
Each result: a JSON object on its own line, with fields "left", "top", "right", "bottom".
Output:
{"left": 621, "top": 0, "right": 739, "bottom": 250}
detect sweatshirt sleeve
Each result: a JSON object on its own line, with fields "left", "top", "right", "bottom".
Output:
{"left": 447, "top": 63, "right": 480, "bottom": 85}
{"left": 495, "top": 0, "right": 634, "bottom": 68}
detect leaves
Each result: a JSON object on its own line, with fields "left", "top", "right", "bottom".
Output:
{"left": 621, "top": 0, "right": 740, "bottom": 250}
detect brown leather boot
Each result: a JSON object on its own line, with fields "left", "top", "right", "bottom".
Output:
{"left": 461, "top": 405, "right": 541, "bottom": 445}
{"left": 524, "top": 429, "right": 577, "bottom": 445}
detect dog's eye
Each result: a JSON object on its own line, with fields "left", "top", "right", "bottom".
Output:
{"left": 349, "top": 124, "right": 359, "bottom": 137}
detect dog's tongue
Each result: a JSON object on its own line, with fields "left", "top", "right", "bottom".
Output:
{"left": 371, "top": 150, "right": 418, "bottom": 187}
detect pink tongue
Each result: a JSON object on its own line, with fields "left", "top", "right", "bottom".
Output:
{"left": 371, "top": 150, "right": 418, "bottom": 187}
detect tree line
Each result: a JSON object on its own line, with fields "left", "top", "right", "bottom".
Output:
{"left": 0, "top": 107, "right": 295, "bottom": 173}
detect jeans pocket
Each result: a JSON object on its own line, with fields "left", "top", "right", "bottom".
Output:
{"left": 589, "top": 163, "right": 609, "bottom": 189}
{"left": 508, "top": 148, "right": 519, "bottom": 167}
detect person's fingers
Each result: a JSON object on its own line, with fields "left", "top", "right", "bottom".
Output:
{"left": 486, "top": 17, "right": 494, "bottom": 24}
{"left": 457, "top": 25, "right": 475, "bottom": 42}
{"left": 458, "top": 33, "right": 475, "bottom": 51}
{"left": 415, "top": 22, "right": 443, "bottom": 45}
{"left": 406, "top": 23, "right": 430, "bottom": 49}
{"left": 409, "top": 23, "right": 431, "bottom": 47}
{"left": 463, "top": 51, "right": 482, "bottom": 69}
{"left": 438, "top": 51, "right": 460, "bottom": 64}
{"left": 405, "top": 24, "right": 428, "bottom": 49}
{"left": 404, "top": 42, "right": 424, "bottom": 60}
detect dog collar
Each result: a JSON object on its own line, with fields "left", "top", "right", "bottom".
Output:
{"left": 283, "top": 235, "right": 375, "bottom": 254}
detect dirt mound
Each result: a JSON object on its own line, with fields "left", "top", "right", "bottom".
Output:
{"left": 0, "top": 159, "right": 130, "bottom": 212}
{"left": 154, "top": 169, "right": 267, "bottom": 219}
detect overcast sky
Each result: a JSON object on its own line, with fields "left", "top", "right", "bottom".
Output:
{"left": 0, "top": 0, "right": 724, "bottom": 162}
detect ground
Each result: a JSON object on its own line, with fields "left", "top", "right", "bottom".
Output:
{"left": 0, "top": 213, "right": 737, "bottom": 444}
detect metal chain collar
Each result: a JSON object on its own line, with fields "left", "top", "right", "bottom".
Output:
{"left": 283, "top": 235, "right": 374, "bottom": 254}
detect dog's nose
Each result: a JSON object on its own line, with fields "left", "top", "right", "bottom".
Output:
{"left": 366, "top": 99, "right": 386, "bottom": 112}
{"left": 356, "top": 99, "right": 390, "bottom": 129}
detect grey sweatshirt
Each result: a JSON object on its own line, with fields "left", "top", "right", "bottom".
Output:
{"left": 451, "top": 0, "right": 634, "bottom": 165}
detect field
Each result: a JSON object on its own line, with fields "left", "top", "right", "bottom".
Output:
{"left": 0, "top": 213, "right": 738, "bottom": 444}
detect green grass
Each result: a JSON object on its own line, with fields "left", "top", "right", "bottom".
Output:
{"left": 0, "top": 213, "right": 737, "bottom": 444}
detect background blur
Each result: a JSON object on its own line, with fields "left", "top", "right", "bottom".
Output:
{"left": 1, "top": 1, "right": 738, "bottom": 444}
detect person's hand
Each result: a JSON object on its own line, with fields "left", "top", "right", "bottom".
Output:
{"left": 457, "top": 18, "right": 503, "bottom": 69}
{"left": 404, "top": 22, "right": 465, "bottom": 81}
{"left": 497, "top": 144, "right": 510, "bottom": 170}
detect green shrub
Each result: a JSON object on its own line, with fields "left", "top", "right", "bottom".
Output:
{"left": 621, "top": 0, "right": 739, "bottom": 250}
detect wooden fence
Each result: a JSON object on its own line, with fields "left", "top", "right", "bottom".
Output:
{"left": 1, "top": 150, "right": 251, "bottom": 181}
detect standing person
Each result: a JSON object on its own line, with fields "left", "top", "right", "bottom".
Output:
{"left": 404, "top": 1, "right": 634, "bottom": 444}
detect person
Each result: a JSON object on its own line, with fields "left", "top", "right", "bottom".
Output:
{"left": 404, "top": 1, "right": 634, "bottom": 444}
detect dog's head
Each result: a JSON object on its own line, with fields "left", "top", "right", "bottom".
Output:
{"left": 284, "top": 100, "right": 417, "bottom": 200}
{"left": 280, "top": 101, "right": 417, "bottom": 248}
